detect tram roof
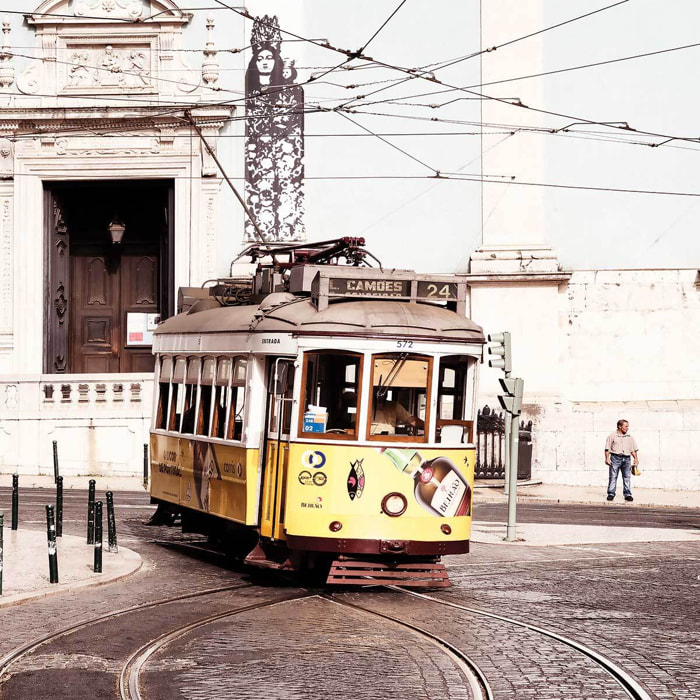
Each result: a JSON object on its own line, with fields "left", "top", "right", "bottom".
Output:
{"left": 155, "top": 294, "right": 485, "bottom": 343}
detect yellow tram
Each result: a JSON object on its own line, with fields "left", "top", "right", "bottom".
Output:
{"left": 149, "top": 239, "right": 485, "bottom": 585}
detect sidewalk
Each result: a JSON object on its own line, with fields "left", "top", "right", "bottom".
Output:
{"left": 473, "top": 480, "right": 700, "bottom": 546}
{"left": 0, "top": 529, "right": 142, "bottom": 607}
{"left": 474, "top": 480, "right": 700, "bottom": 509}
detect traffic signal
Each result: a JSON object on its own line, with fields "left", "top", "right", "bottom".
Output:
{"left": 498, "top": 377, "right": 523, "bottom": 416}
{"left": 488, "top": 332, "right": 511, "bottom": 374}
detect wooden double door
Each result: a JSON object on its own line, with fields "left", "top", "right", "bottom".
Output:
{"left": 70, "top": 253, "right": 158, "bottom": 374}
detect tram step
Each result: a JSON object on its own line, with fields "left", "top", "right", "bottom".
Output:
{"left": 326, "top": 559, "right": 450, "bottom": 587}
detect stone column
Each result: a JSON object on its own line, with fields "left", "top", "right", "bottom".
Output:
{"left": 0, "top": 180, "right": 13, "bottom": 371}
{"left": 471, "top": 1, "right": 558, "bottom": 274}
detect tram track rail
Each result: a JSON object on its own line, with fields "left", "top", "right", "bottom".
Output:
{"left": 0, "top": 582, "right": 254, "bottom": 684}
{"left": 119, "top": 591, "right": 313, "bottom": 700}
{"left": 391, "top": 586, "right": 653, "bottom": 700}
{"left": 323, "top": 594, "right": 493, "bottom": 700}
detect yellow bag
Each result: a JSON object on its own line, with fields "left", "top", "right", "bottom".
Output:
{"left": 632, "top": 463, "right": 641, "bottom": 476}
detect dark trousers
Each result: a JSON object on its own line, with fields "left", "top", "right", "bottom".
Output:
{"left": 608, "top": 454, "right": 632, "bottom": 498}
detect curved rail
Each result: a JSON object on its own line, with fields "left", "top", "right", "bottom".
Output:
{"left": 324, "top": 594, "right": 493, "bottom": 700}
{"left": 0, "top": 583, "right": 251, "bottom": 682}
{"left": 120, "top": 592, "right": 312, "bottom": 700}
{"left": 393, "top": 587, "right": 652, "bottom": 700}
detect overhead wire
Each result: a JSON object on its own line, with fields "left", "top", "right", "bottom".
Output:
{"left": 359, "top": 0, "right": 407, "bottom": 53}
{"left": 211, "top": 3, "right": 700, "bottom": 148}
{"left": 335, "top": 0, "right": 631, "bottom": 108}
{"left": 5, "top": 0, "right": 700, "bottom": 198}
{"left": 338, "top": 40, "right": 700, "bottom": 111}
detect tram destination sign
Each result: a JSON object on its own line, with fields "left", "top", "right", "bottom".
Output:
{"left": 329, "top": 277, "right": 411, "bottom": 298}
{"left": 327, "top": 277, "right": 459, "bottom": 301}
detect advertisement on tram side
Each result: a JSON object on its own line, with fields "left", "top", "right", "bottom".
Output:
{"left": 150, "top": 434, "right": 259, "bottom": 526}
{"left": 284, "top": 443, "right": 475, "bottom": 542}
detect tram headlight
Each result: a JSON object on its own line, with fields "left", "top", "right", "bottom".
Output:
{"left": 381, "top": 492, "right": 407, "bottom": 517}
{"left": 329, "top": 521, "right": 343, "bottom": 532}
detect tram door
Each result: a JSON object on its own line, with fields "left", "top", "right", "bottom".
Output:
{"left": 260, "top": 358, "right": 295, "bottom": 540}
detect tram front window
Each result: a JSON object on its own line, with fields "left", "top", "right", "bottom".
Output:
{"left": 369, "top": 354, "right": 430, "bottom": 440}
{"left": 301, "top": 351, "right": 362, "bottom": 438}
{"left": 437, "top": 355, "right": 473, "bottom": 444}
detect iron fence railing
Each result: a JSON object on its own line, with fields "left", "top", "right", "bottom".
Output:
{"left": 475, "top": 405, "right": 532, "bottom": 480}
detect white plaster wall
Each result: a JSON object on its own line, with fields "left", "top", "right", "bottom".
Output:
{"left": 479, "top": 270, "right": 700, "bottom": 490}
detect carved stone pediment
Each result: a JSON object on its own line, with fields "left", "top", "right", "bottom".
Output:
{"left": 12, "top": 0, "right": 207, "bottom": 99}
{"left": 62, "top": 42, "right": 155, "bottom": 93}
{"left": 27, "top": 0, "right": 189, "bottom": 24}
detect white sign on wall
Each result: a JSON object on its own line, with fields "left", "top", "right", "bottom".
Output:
{"left": 126, "top": 313, "right": 160, "bottom": 346}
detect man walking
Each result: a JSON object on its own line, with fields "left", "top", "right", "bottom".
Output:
{"left": 605, "top": 419, "right": 639, "bottom": 502}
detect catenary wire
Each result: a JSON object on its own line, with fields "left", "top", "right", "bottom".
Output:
{"left": 211, "top": 3, "right": 700, "bottom": 148}
{"left": 340, "top": 40, "right": 700, "bottom": 111}
{"left": 335, "top": 1, "right": 631, "bottom": 107}
{"left": 359, "top": 0, "right": 407, "bottom": 53}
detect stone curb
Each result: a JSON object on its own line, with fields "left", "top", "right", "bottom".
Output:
{"left": 0, "top": 542, "right": 143, "bottom": 609}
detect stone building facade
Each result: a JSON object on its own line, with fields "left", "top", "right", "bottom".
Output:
{"left": 0, "top": 0, "right": 233, "bottom": 475}
{"left": 0, "top": 1, "right": 697, "bottom": 491}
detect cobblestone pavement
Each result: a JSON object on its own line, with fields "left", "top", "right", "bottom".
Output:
{"left": 141, "top": 595, "right": 477, "bottom": 700}
{"left": 0, "top": 488, "right": 697, "bottom": 699}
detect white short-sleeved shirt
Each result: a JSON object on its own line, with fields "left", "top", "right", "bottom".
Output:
{"left": 605, "top": 432, "right": 638, "bottom": 455}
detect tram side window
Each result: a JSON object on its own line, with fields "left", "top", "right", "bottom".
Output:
{"left": 168, "top": 357, "right": 187, "bottom": 431}
{"left": 437, "top": 355, "right": 472, "bottom": 444}
{"left": 197, "top": 358, "right": 216, "bottom": 436}
{"left": 155, "top": 356, "right": 172, "bottom": 430}
{"left": 301, "top": 351, "right": 362, "bottom": 437}
{"left": 211, "top": 357, "right": 247, "bottom": 441}
{"left": 368, "top": 354, "right": 430, "bottom": 441}
{"left": 228, "top": 358, "right": 247, "bottom": 441}
{"left": 181, "top": 358, "right": 200, "bottom": 434}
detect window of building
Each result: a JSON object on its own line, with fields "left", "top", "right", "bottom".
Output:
{"left": 300, "top": 351, "right": 362, "bottom": 438}
{"left": 436, "top": 355, "right": 472, "bottom": 444}
{"left": 155, "top": 355, "right": 172, "bottom": 430}
{"left": 368, "top": 353, "right": 431, "bottom": 441}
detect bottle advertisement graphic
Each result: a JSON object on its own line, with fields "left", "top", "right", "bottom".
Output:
{"left": 382, "top": 448, "right": 471, "bottom": 517}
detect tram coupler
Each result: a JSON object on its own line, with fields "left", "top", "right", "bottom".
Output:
{"left": 87, "top": 479, "right": 96, "bottom": 544}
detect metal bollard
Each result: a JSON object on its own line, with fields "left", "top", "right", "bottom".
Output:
{"left": 52, "top": 440, "right": 59, "bottom": 484}
{"left": 106, "top": 491, "right": 118, "bottom": 553}
{"left": 46, "top": 505, "right": 59, "bottom": 584}
{"left": 0, "top": 510, "right": 4, "bottom": 596}
{"left": 87, "top": 479, "right": 96, "bottom": 545}
{"left": 56, "top": 476, "right": 63, "bottom": 538}
{"left": 11, "top": 474, "right": 18, "bottom": 531}
{"left": 94, "top": 501, "right": 103, "bottom": 573}
{"left": 143, "top": 444, "right": 149, "bottom": 490}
